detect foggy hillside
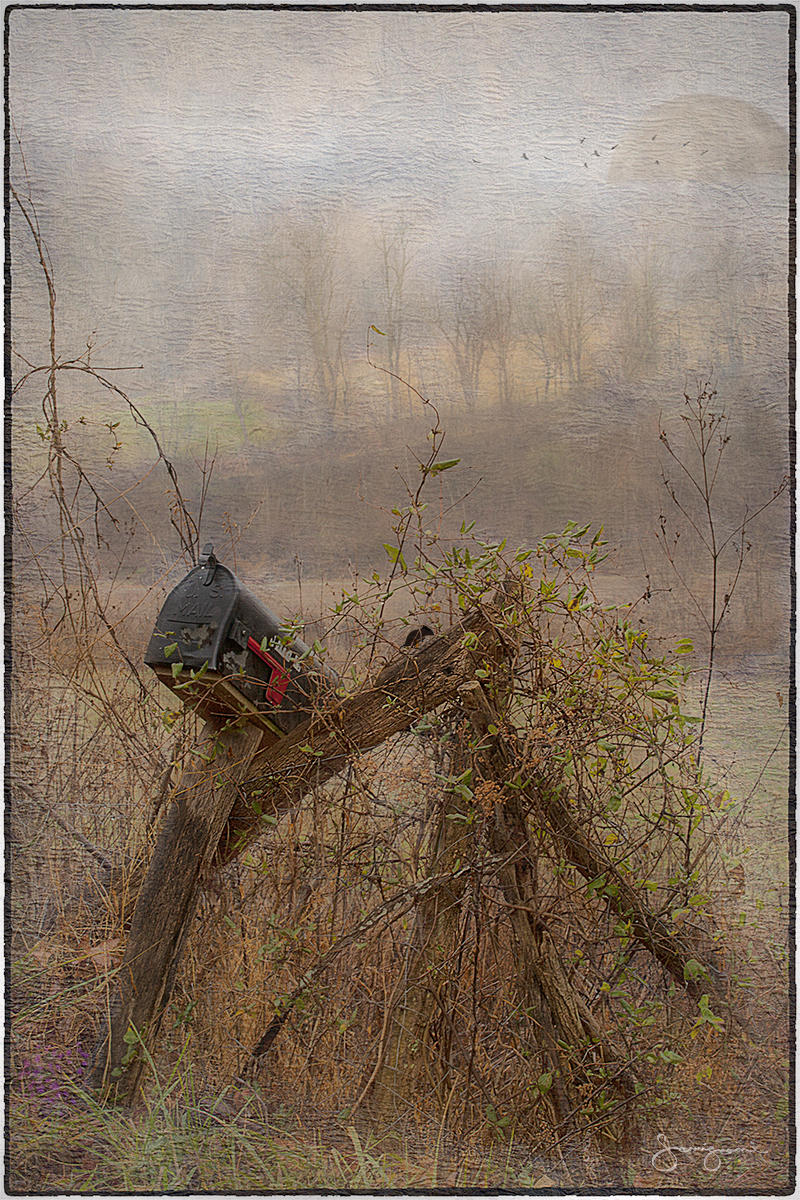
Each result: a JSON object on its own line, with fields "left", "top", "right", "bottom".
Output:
{"left": 9, "top": 7, "right": 791, "bottom": 654}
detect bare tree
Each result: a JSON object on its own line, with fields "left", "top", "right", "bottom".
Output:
{"left": 521, "top": 282, "right": 563, "bottom": 399}
{"left": 283, "top": 216, "right": 352, "bottom": 415}
{"left": 433, "top": 269, "right": 488, "bottom": 409}
{"left": 521, "top": 231, "right": 600, "bottom": 395}
{"left": 479, "top": 263, "right": 517, "bottom": 406}
{"left": 551, "top": 239, "right": 598, "bottom": 387}
{"left": 376, "top": 225, "right": 413, "bottom": 417}
{"left": 617, "top": 247, "right": 665, "bottom": 379}
{"left": 708, "top": 237, "right": 750, "bottom": 372}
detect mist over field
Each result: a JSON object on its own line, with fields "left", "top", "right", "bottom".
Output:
{"left": 9, "top": 7, "right": 791, "bottom": 644}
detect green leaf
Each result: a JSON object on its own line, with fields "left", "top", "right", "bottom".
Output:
{"left": 691, "top": 993, "right": 725, "bottom": 1035}
{"left": 428, "top": 458, "right": 461, "bottom": 476}
{"left": 370, "top": 324, "right": 386, "bottom": 335}
{"left": 163, "top": 642, "right": 178, "bottom": 659}
{"left": 537, "top": 1072, "right": 553, "bottom": 1093}
{"left": 171, "top": 661, "right": 184, "bottom": 680}
{"left": 382, "top": 543, "right": 407, "bottom": 571}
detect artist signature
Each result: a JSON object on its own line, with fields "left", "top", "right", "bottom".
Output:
{"left": 651, "top": 1132, "right": 758, "bottom": 1173}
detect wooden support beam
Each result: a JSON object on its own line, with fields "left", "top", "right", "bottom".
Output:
{"left": 92, "top": 718, "right": 263, "bottom": 1102}
{"left": 461, "top": 679, "right": 730, "bottom": 1009}
{"left": 216, "top": 601, "right": 500, "bottom": 863}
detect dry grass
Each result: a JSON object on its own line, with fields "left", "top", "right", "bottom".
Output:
{"left": 7, "top": 602, "right": 792, "bottom": 1193}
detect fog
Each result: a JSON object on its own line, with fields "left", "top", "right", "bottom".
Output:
{"left": 8, "top": 7, "right": 792, "bottom": 655}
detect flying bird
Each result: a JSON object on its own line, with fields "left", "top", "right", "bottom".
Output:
{"left": 522, "top": 152, "right": 529, "bottom": 159}
{"left": 593, "top": 149, "right": 600, "bottom": 157}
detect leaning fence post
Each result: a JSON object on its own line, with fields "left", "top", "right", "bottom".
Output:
{"left": 92, "top": 717, "right": 263, "bottom": 1103}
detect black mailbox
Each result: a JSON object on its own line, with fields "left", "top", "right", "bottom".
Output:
{"left": 145, "top": 545, "right": 338, "bottom": 734}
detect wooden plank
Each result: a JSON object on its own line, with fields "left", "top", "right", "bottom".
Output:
{"left": 92, "top": 718, "right": 263, "bottom": 1102}
{"left": 217, "top": 601, "right": 504, "bottom": 863}
{"left": 150, "top": 665, "right": 286, "bottom": 738}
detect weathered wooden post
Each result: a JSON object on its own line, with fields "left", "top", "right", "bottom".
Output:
{"left": 93, "top": 546, "right": 336, "bottom": 1100}
{"left": 93, "top": 718, "right": 263, "bottom": 1100}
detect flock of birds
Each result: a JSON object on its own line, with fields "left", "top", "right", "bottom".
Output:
{"left": 520, "top": 135, "right": 618, "bottom": 167}
{"left": 470, "top": 132, "right": 710, "bottom": 170}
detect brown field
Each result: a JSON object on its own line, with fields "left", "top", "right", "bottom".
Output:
{"left": 7, "top": 546, "right": 792, "bottom": 1194}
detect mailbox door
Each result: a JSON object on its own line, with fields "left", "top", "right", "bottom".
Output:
{"left": 145, "top": 562, "right": 239, "bottom": 673}
{"left": 222, "top": 584, "right": 330, "bottom": 731}
{"left": 218, "top": 630, "right": 320, "bottom": 734}
{"left": 218, "top": 635, "right": 306, "bottom": 732}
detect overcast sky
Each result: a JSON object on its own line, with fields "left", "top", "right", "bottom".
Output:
{"left": 10, "top": 8, "right": 789, "bottom": 211}
{"left": 8, "top": 7, "right": 791, "bottom": 411}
